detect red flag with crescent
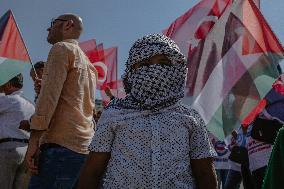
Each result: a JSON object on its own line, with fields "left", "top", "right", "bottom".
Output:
{"left": 83, "top": 47, "right": 118, "bottom": 90}
{"left": 79, "top": 40, "right": 118, "bottom": 90}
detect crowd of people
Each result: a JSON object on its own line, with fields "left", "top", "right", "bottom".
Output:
{"left": 209, "top": 124, "right": 273, "bottom": 189}
{"left": 208, "top": 81, "right": 284, "bottom": 189}
{"left": 0, "top": 12, "right": 283, "bottom": 189}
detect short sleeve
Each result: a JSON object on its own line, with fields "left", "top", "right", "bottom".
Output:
{"left": 88, "top": 109, "right": 115, "bottom": 152}
{"left": 189, "top": 109, "right": 216, "bottom": 159}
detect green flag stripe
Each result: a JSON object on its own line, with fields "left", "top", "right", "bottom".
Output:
{"left": 207, "top": 53, "right": 281, "bottom": 140}
{"left": 0, "top": 58, "right": 30, "bottom": 86}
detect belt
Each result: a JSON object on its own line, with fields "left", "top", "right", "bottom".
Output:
{"left": 0, "top": 138, "right": 29, "bottom": 144}
{"left": 40, "top": 143, "right": 62, "bottom": 151}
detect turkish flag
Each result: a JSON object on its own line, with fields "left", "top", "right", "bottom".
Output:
{"left": 163, "top": 0, "right": 232, "bottom": 58}
{"left": 83, "top": 47, "right": 118, "bottom": 90}
{"left": 163, "top": 0, "right": 233, "bottom": 97}
{"left": 96, "top": 43, "right": 104, "bottom": 51}
{"left": 79, "top": 39, "right": 97, "bottom": 52}
{"left": 80, "top": 39, "right": 121, "bottom": 106}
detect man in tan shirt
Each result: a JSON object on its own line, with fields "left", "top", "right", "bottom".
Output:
{"left": 26, "top": 13, "right": 97, "bottom": 189}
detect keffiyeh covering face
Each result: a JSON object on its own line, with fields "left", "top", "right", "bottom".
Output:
{"left": 110, "top": 34, "right": 187, "bottom": 110}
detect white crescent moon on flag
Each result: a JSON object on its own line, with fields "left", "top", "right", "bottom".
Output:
{"left": 94, "top": 61, "right": 108, "bottom": 83}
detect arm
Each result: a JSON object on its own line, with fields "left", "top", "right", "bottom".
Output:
{"left": 78, "top": 109, "right": 114, "bottom": 188}
{"left": 104, "top": 87, "right": 114, "bottom": 100}
{"left": 30, "top": 43, "right": 69, "bottom": 130}
{"left": 26, "top": 44, "right": 69, "bottom": 174}
{"left": 19, "top": 120, "right": 31, "bottom": 132}
{"left": 191, "top": 157, "right": 217, "bottom": 189}
{"left": 26, "top": 130, "right": 45, "bottom": 175}
{"left": 189, "top": 109, "right": 217, "bottom": 189}
{"left": 76, "top": 152, "right": 111, "bottom": 189}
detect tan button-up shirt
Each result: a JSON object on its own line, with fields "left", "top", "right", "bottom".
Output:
{"left": 30, "top": 39, "right": 97, "bottom": 154}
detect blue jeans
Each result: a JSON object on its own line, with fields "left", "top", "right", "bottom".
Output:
{"left": 224, "top": 169, "right": 242, "bottom": 189}
{"left": 28, "top": 145, "right": 86, "bottom": 189}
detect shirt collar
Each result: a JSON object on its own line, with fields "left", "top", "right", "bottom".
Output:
{"left": 62, "top": 39, "right": 79, "bottom": 45}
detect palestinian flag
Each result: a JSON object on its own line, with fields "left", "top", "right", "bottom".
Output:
{"left": 164, "top": 0, "right": 284, "bottom": 139}
{"left": 0, "top": 10, "right": 31, "bottom": 86}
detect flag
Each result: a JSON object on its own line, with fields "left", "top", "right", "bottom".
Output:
{"left": 81, "top": 43, "right": 118, "bottom": 90}
{"left": 242, "top": 74, "right": 284, "bottom": 127}
{"left": 96, "top": 43, "right": 104, "bottom": 51}
{"left": 80, "top": 39, "right": 118, "bottom": 89}
{"left": 80, "top": 39, "right": 120, "bottom": 105}
{"left": 97, "top": 44, "right": 125, "bottom": 105}
{"left": 79, "top": 39, "right": 96, "bottom": 52}
{"left": 0, "top": 10, "right": 31, "bottom": 86}
{"left": 241, "top": 98, "right": 267, "bottom": 126}
{"left": 164, "top": 0, "right": 233, "bottom": 59}
{"left": 98, "top": 47, "right": 118, "bottom": 90}
{"left": 163, "top": 0, "right": 233, "bottom": 99}
{"left": 193, "top": 0, "right": 283, "bottom": 138}
{"left": 165, "top": 0, "right": 284, "bottom": 139}
{"left": 252, "top": 0, "right": 260, "bottom": 8}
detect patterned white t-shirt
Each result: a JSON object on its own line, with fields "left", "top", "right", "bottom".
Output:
{"left": 89, "top": 102, "right": 216, "bottom": 189}
{"left": 209, "top": 133, "right": 230, "bottom": 170}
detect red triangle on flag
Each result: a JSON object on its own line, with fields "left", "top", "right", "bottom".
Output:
{"left": 0, "top": 10, "right": 29, "bottom": 62}
{"left": 242, "top": 0, "right": 284, "bottom": 55}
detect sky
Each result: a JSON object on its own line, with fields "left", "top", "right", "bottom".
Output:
{"left": 0, "top": 0, "right": 283, "bottom": 102}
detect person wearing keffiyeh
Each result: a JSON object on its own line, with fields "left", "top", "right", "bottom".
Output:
{"left": 76, "top": 34, "right": 217, "bottom": 189}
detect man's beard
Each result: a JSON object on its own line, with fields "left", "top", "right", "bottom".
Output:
{"left": 47, "top": 26, "right": 63, "bottom": 44}
{"left": 47, "top": 33, "right": 63, "bottom": 44}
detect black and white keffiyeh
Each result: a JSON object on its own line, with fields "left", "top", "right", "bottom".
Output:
{"left": 108, "top": 34, "right": 187, "bottom": 110}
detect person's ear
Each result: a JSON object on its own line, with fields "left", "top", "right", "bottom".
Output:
{"left": 64, "top": 20, "right": 74, "bottom": 31}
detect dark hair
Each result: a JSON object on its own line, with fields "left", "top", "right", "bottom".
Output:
{"left": 33, "top": 61, "right": 45, "bottom": 70}
{"left": 9, "top": 73, "right": 23, "bottom": 89}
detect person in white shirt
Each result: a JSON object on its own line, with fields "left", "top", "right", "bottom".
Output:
{"left": 245, "top": 123, "right": 272, "bottom": 189}
{"left": 0, "top": 74, "right": 35, "bottom": 189}
{"left": 76, "top": 34, "right": 217, "bottom": 189}
{"left": 209, "top": 133, "right": 230, "bottom": 189}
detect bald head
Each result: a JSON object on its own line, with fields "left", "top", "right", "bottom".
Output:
{"left": 47, "top": 13, "right": 84, "bottom": 44}
{"left": 59, "top": 13, "right": 83, "bottom": 38}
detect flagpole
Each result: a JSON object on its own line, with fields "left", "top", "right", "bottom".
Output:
{"left": 10, "top": 10, "right": 39, "bottom": 79}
